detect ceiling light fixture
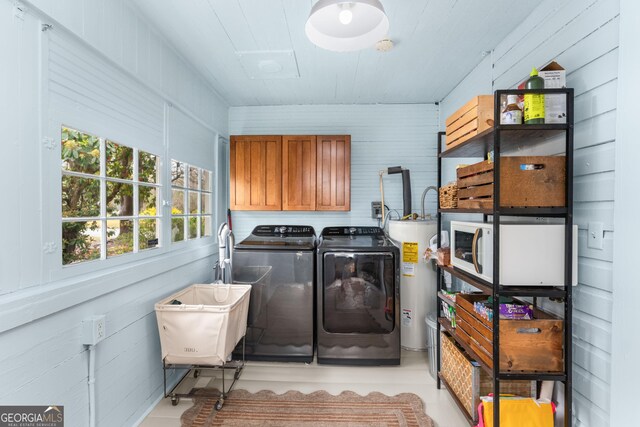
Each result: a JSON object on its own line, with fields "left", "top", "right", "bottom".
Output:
{"left": 305, "top": 0, "right": 389, "bottom": 52}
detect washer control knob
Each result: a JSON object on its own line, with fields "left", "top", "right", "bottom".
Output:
{"left": 278, "top": 226, "right": 287, "bottom": 234}
{"left": 349, "top": 227, "right": 357, "bottom": 235}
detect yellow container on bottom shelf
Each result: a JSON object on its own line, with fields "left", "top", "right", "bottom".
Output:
{"left": 478, "top": 396, "right": 554, "bottom": 427}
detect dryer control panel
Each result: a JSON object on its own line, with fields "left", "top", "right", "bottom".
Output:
{"left": 321, "top": 226, "right": 384, "bottom": 237}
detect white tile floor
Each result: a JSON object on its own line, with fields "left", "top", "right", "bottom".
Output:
{"left": 141, "top": 350, "right": 468, "bottom": 427}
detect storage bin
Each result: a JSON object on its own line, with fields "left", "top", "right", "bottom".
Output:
{"left": 439, "top": 182, "right": 458, "bottom": 209}
{"left": 155, "top": 283, "right": 251, "bottom": 365}
{"left": 455, "top": 294, "right": 564, "bottom": 372}
{"left": 231, "top": 265, "right": 272, "bottom": 327}
{"left": 440, "top": 332, "right": 534, "bottom": 423}
{"left": 456, "top": 157, "right": 566, "bottom": 209}
{"left": 425, "top": 313, "right": 438, "bottom": 379}
{"left": 445, "top": 95, "right": 494, "bottom": 149}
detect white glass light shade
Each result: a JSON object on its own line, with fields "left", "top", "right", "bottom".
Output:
{"left": 305, "top": 0, "right": 389, "bottom": 52}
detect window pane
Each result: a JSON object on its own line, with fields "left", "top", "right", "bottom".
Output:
{"left": 201, "top": 193, "right": 211, "bottom": 214}
{"left": 61, "top": 127, "right": 101, "bottom": 175}
{"left": 171, "top": 160, "right": 185, "bottom": 187}
{"left": 189, "top": 166, "right": 199, "bottom": 189}
{"left": 107, "top": 182, "right": 134, "bottom": 217}
{"left": 189, "top": 192, "right": 199, "bottom": 214}
{"left": 106, "top": 141, "right": 133, "bottom": 180}
{"left": 106, "top": 219, "right": 133, "bottom": 257}
{"left": 172, "top": 189, "right": 185, "bottom": 213}
{"left": 139, "top": 151, "right": 157, "bottom": 183}
{"left": 139, "top": 219, "right": 159, "bottom": 250}
{"left": 201, "top": 170, "right": 211, "bottom": 192}
{"left": 62, "top": 175, "right": 100, "bottom": 218}
{"left": 201, "top": 215, "right": 212, "bottom": 237}
{"left": 172, "top": 217, "right": 185, "bottom": 242}
{"left": 139, "top": 186, "right": 157, "bottom": 216}
{"left": 62, "top": 221, "right": 101, "bottom": 265}
{"left": 188, "top": 216, "right": 198, "bottom": 239}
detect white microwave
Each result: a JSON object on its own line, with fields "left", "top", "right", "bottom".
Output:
{"left": 450, "top": 221, "right": 578, "bottom": 286}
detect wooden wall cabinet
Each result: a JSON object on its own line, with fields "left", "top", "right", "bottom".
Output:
{"left": 282, "top": 135, "right": 317, "bottom": 211}
{"left": 316, "top": 135, "right": 351, "bottom": 211}
{"left": 230, "top": 134, "right": 350, "bottom": 211}
{"left": 230, "top": 135, "right": 282, "bottom": 210}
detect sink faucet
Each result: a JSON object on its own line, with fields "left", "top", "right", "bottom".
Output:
{"left": 420, "top": 186, "right": 438, "bottom": 220}
{"left": 217, "top": 222, "right": 234, "bottom": 283}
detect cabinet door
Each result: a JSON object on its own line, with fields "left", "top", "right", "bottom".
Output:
{"left": 316, "top": 135, "right": 351, "bottom": 211}
{"left": 230, "top": 135, "right": 282, "bottom": 210}
{"left": 282, "top": 135, "right": 317, "bottom": 211}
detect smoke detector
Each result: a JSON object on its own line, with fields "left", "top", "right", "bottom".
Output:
{"left": 375, "top": 39, "right": 393, "bottom": 52}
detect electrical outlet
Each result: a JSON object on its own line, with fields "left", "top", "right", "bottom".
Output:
{"left": 82, "top": 315, "right": 106, "bottom": 345}
{"left": 371, "top": 201, "right": 382, "bottom": 219}
{"left": 587, "top": 222, "right": 604, "bottom": 250}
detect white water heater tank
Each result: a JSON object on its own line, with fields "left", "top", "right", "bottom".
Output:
{"left": 389, "top": 220, "right": 437, "bottom": 351}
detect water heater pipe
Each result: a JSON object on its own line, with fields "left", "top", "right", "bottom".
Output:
{"left": 379, "top": 171, "right": 386, "bottom": 224}
{"left": 420, "top": 186, "right": 438, "bottom": 219}
{"left": 386, "top": 166, "right": 412, "bottom": 217}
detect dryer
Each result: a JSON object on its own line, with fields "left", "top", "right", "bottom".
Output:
{"left": 316, "top": 226, "right": 400, "bottom": 365}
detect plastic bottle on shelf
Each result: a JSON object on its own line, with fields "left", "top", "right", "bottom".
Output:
{"left": 501, "top": 94, "right": 523, "bottom": 125}
{"left": 524, "top": 67, "right": 545, "bottom": 124}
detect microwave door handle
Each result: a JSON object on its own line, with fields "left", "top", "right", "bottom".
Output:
{"left": 472, "top": 229, "right": 482, "bottom": 274}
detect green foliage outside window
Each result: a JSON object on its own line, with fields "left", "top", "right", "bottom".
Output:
{"left": 62, "top": 127, "right": 159, "bottom": 265}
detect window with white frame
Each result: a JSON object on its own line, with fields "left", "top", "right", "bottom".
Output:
{"left": 61, "top": 127, "right": 161, "bottom": 265}
{"left": 171, "top": 160, "right": 213, "bottom": 242}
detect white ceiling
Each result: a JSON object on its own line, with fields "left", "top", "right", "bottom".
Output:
{"left": 130, "top": 0, "right": 539, "bottom": 107}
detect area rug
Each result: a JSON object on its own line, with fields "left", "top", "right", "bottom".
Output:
{"left": 181, "top": 389, "right": 434, "bottom": 427}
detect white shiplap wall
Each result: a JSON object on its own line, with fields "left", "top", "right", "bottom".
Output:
{"left": 440, "top": 0, "right": 618, "bottom": 425}
{"left": 610, "top": 1, "right": 640, "bottom": 425}
{"left": 26, "top": 0, "right": 229, "bottom": 135}
{"left": 228, "top": 104, "right": 439, "bottom": 240}
{"left": 0, "top": 1, "right": 225, "bottom": 426}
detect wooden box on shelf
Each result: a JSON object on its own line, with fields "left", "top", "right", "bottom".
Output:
{"left": 445, "top": 95, "right": 494, "bottom": 149}
{"left": 455, "top": 294, "right": 564, "bottom": 372}
{"left": 437, "top": 248, "right": 451, "bottom": 266}
{"left": 456, "top": 156, "right": 566, "bottom": 209}
{"left": 439, "top": 182, "right": 458, "bottom": 209}
{"left": 440, "top": 332, "right": 535, "bottom": 423}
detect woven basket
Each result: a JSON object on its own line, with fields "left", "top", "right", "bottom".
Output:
{"left": 440, "top": 332, "right": 534, "bottom": 422}
{"left": 439, "top": 182, "right": 458, "bottom": 209}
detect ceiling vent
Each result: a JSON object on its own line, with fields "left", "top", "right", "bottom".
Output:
{"left": 236, "top": 50, "right": 300, "bottom": 80}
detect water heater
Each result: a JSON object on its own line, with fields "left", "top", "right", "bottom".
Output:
{"left": 389, "top": 220, "right": 437, "bottom": 351}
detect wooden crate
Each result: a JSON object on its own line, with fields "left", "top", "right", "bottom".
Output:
{"left": 456, "top": 157, "right": 566, "bottom": 209}
{"left": 455, "top": 294, "right": 564, "bottom": 372}
{"left": 440, "top": 332, "right": 535, "bottom": 422}
{"left": 445, "top": 95, "right": 494, "bottom": 149}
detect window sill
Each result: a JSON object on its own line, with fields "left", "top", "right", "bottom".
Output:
{"left": 0, "top": 242, "right": 217, "bottom": 334}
